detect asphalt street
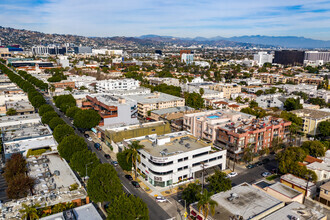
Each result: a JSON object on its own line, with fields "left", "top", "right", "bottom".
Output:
{"left": 45, "top": 97, "right": 171, "bottom": 220}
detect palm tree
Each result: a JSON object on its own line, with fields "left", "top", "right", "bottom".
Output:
{"left": 197, "top": 190, "right": 218, "bottom": 219}
{"left": 126, "top": 141, "right": 144, "bottom": 180}
{"left": 19, "top": 203, "right": 40, "bottom": 220}
{"left": 242, "top": 144, "right": 254, "bottom": 164}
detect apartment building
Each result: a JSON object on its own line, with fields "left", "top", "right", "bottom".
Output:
{"left": 127, "top": 92, "right": 185, "bottom": 117}
{"left": 82, "top": 94, "right": 138, "bottom": 127}
{"left": 121, "top": 131, "right": 226, "bottom": 187}
{"left": 184, "top": 109, "right": 254, "bottom": 144}
{"left": 67, "top": 75, "right": 97, "bottom": 88}
{"left": 319, "top": 181, "right": 330, "bottom": 207}
{"left": 96, "top": 79, "right": 140, "bottom": 93}
{"left": 291, "top": 109, "right": 330, "bottom": 136}
{"left": 217, "top": 115, "right": 291, "bottom": 159}
{"left": 210, "top": 83, "right": 241, "bottom": 99}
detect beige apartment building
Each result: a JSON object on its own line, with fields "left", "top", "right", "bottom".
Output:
{"left": 319, "top": 181, "right": 330, "bottom": 207}
{"left": 127, "top": 92, "right": 185, "bottom": 117}
{"left": 210, "top": 83, "right": 241, "bottom": 98}
{"left": 291, "top": 109, "right": 330, "bottom": 136}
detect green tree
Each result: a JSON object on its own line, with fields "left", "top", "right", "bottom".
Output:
{"left": 182, "top": 183, "right": 202, "bottom": 205}
{"left": 106, "top": 194, "right": 149, "bottom": 220}
{"left": 54, "top": 94, "right": 76, "bottom": 112}
{"left": 271, "top": 137, "right": 284, "bottom": 152}
{"left": 73, "top": 109, "right": 101, "bottom": 129}
{"left": 255, "top": 90, "right": 263, "bottom": 96}
{"left": 58, "top": 135, "right": 87, "bottom": 161}
{"left": 6, "top": 173, "right": 35, "bottom": 199}
{"left": 117, "top": 150, "right": 132, "bottom": 171}
{"left": 41, "top": 111, "right": 58, "bottom": 124}
{"left": 48, "top": 117, "right": 66, "bottom": 130}
{"left": 4, "top": 153, "right": 27, "bottom": 182}
{"left": 318, "top": 121, "right": 330, "bottom": 137}
{"left": 31, "top": 95, "right": 46, "bottom": 108}
{"left": 19, "top": 203, "right": 40, "bottom": 220}
{"left": 184, "top": 92, "right": 204, "bottom": 109}
{"left": 199, "top": 88, "right": 205, "bottom": 97}
{"left": 197, "top": 190, "right": 218, "bottom": 219}
{"left": 206, "top": 170, "right": 232, "bottom": 193}
{"left": 249, "top": 100, "right": 258, "bottom": 108}
{"left": 126, "top": 141, "right": 144, "bottom": 180}
{"left": 38, "top": 104, "right": 54, "bottom": 116}
{"left": 6, "top": 108, "right": 17, "bottom": 116}
{"left": 70, "top": 149, "right": 100, "bottom": 177}
{"left": 242, "top": 145, "right": 254, "bottom": 163}
{"left": 284, "top": 98, "right": 302, "bottom": 111}
{"left": 87, "top": 164, "right": 123, "bottom": 203}
{"left": 66, "top": 106, "right": 81, "bottom": 118}
{"left": 301, "top": 141, "right": 326, "bottom": 157}
{"left": 53, "top": 124, "right": 75, "bottom": 143}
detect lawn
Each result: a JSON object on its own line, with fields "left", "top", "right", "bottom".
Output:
{"left": 266, "top": 174, "right": 279, "bottom": 181}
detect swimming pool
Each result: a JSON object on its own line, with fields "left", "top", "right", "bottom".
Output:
{"left": 207, "top": 115, "right": 220, "bottom": 119}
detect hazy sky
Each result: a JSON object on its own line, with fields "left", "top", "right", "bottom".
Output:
{"left": 1, "top": 0, "right": 330, "bottom": 40}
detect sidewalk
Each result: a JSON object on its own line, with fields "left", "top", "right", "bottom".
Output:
{"left": 86, "top": 131, "right": 117, "bottom": 160}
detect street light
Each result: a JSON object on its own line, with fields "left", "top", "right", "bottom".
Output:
{"left": 85, "top": 162, "right": 94, "bottom": 181}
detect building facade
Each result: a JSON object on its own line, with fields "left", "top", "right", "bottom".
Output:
{"left": 96, "top": 79, "right": 140, "bottom": 93}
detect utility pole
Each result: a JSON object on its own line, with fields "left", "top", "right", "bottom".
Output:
{"left": 303, "top": 175, "right": 312, "bottom": 204}
{"left": 201, "top": 162, "right": 207, "bottom": 192}
{"left": 233, "top": 153, "right": 237, "bottom": 172}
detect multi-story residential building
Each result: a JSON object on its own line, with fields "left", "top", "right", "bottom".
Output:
{"left": 121, "top": 131, "right": 226, "bottom": 187}
{"left": 67, "top": 75, "right": 97, "bottom": 88}
{"left": 184, "top": 109, "right": 254, "bottom": 144}
{"left": 181, "top": 53, "right": 194, "bottom": 65}
{"left": 291, "top": 109, "right": 330, "bottom": 136}
{"left": 150, "top": 106, "right": 196, "bottom": 121}
{"left": 217, "top": 115, "right": 291, "bottom": 159}
{"left": 210, "top": 83, "right": 241, "bottom": 99}
{"left": 319, "top": 181, "right": 330, "bottom": 207}
{"left": 127, "top": 92, "right": 185, "bottom": 117}
{"left": 253, "top": 52, "right": 274, "bottom": 66}
{"left": 233, "top": 77, "right": 263, "bottom": 86}
{"left": 82, "top": 94, "right": 138, "bottom": 127}
{"left": 148, "top": 77, "right": 180, "bottom": 87}
{"left": 254, "top": 73, "right": 287, "bottom": 84}
{"left": 231, "top": 92, "right": 257, "bottom": 101}
{"left": 96, "top": 79, "right": 140, "bottom": 93}
{"left": 305, "top": 51, "right": 330, "bottom": 64}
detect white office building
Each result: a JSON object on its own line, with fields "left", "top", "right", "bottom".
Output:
{"left": 253, "top": 52, "right": 274, "bottom": 67}
{"left": 96, "top": 79, "right": 140, "bottom": 93}
{"left": 121, "top": 131, "right": 226, "bottom": 187}
{"left": 181, "top": 54, "right": 194, "bottom": 65}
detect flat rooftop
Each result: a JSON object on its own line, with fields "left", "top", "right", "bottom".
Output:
{"left": 151, "top": 106, "right": 194, "bottom": 115}
{"left": 87, "top": 93, "right": 136, "bottom": 105}
{"left": 40, "top": 203, "right": 103, "bottom": 220}
{"left": 292, "top": 109, "right": 330, "bottom": 120}
{"left": 268, "top": 182, "right": 302, "bottom": 199}
{"left": 106, "top": 121, "right": 167, "bottom": 132}
{"left": 127, "top": 92, "right": 184, "bottom": 104}
{"left": 1, "top": 122, "right": 52, "bottom": 142}
{"left": 192, "top": 183, "right": 283, "bottom": 220}
{"left": 0, "top": 113, "right": 40, "bottom": 124}
{"left": 262, "top": 201, "right": 326, "bottom": 220}
{"left": 281, "top": 174, "right": 316, "bottom": 189}
{"left": 125, "top": 131, "right": 211, "bottom": 157}
{"left": 5, "top": 100, "right": 34, "bottom": 111}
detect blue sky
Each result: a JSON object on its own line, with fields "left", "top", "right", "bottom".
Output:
{"left": 1, "top": 0, "right": 330, "bottom": 40}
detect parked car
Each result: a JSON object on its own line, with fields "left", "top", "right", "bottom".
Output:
{"left": 87, "top": 137, "right": 93, "bottom": 142}
{"left": 156, "top": 196, "right": 167, "bottom": 203}
{"left": 112, "top": 161, "right": 118, "bottom": 167}
{"left": 246, "top": 164, "right": 256, "bottom": 169}
{"left": 94, "top": 143, "right": 102, "bottom": 151}
{"left": 84, "top": 134, "right": 90, "bottom": 138}
{"left": 227, "top": 172, "right": 238, "bottom": 178}
{"left": 132, "top": 181, "right": 140, "bottom": 188}
{"left": 125, "top": 175, "right": 133, "bottom": 181}
{"left": 104, "top": 154, "right": 111, "bottom": 159}
{"left": 255, "top": 161, "right": 263, "bottom": 166}
{"left": 0, "top": 169, "right": 4, "bottom": 174}
{"left": 262, "top": 172, "right": 272, "bottom": 177}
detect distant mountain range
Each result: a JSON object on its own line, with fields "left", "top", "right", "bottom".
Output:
{"left": 0, "top": 26, "right": 329, "bottom": 49}
{"left": 139, "top": 35, "right": 330, "bottom": 49}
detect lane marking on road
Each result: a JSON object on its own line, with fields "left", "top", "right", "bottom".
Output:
{"left": 167, "top": 199, "right": 172, "bottom": 204}
{"left": 121, "top": 183, "right": 131, "bottom": 194}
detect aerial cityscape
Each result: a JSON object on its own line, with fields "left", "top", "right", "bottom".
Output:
{"left": 0, "top": 1, "right": 330, "bottom": 220}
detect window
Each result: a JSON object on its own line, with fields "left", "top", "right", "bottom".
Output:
{"left": 183, "top": 175, "right": 187, "bottom": 178}
{"left": 209, "top": 157, "right": 217, "bottom": 162}
{"left": 217, "top": 155, "right": 223, "bottom": 159}
{"left": 142, "top": 163, "right": 146, "bottom": 167}
{"left": 178, "top": 167, "right": 183, "bottom": 171}
{"left": 178, "top": 158, "right": 183, "bottom": 162}
{"left": 148, "top": 159, "right": 173, "bottom": 166}
{"left": 193, "top": 162, "right": 201, "bottom": 167}
{"left": 141, "top": 154, "right": 146, "bottom": 159}
{"left": 149, "top": 168, "right": 173, "bottom": 176}
{"left": 152, "top": 129, "right": 156, "bottom": 131}
{"left": 184, "top": 157, "right": 188, "bottom": 161}
{"left": 184, "top": 166, "right": 188, "bottom": 170}
{"left": 193, "top": 151, "right": 209, "bottom": 158}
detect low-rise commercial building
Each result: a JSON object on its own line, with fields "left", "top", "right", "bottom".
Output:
{"left": 0, "top": 113, "right": 41, "bottom": 127}
{"left": 319, "top": 181, "right": 330, "bottom": 207}
{"left": 82, "top": 94, "right": 138, "bottom": 127}
{"left": 121, "top": 131, "right": 226, "bottom": 187}
{"left": 190, "top": 183, "right": 284, "bottom": 220}
{"left": 127, "top": 92, "right": 185, "bottom": 117}
{"left": 150, "top": 106, "right": 196, "bottom": 121}
{"left": 104, "top": 121, "right": 171, "bottom": 152}
{"left": 280, "top": 173, "right": 317, "bottom": 197}
{"left": 291, "top": 109, "right": 330, "bottom": 136}
{"left": 5, "top": 100, "right": 35, "bottom": 115}
{"left": 50, "top": 80, "right": 76, "bottom": 89}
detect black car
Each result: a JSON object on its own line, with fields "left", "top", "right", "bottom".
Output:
{"left": 246, "top": 164, "right": 256, "bottom": 169}
{"left": 125, "top": 175, "right": 133, "bottom": 181}
{"left": 104, "top": 154, "right": 111, "bottom": 159}
{"left": 0, "top": 169, "right": 4, "bottom": 174}
{"left": 256, "top": 161, "right": 263, "bottom": 166}
{"left": 131, "top": 181, "right": 140, "bottom": 188}
{"left": 84, "top": 134, "right": 90, "bottom": 138}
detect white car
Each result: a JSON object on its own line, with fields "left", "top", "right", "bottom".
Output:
{"left": 87, "top": 137, "right": 93, "bottom": 142}
{"left": 261, "top": 172, "right": 271, "bottom": 177}
{"left": 227, "top": 172, "right": 238, "bottom": 178}
{"left": 156, "top": 196, "right": 167, "bottom": 203}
